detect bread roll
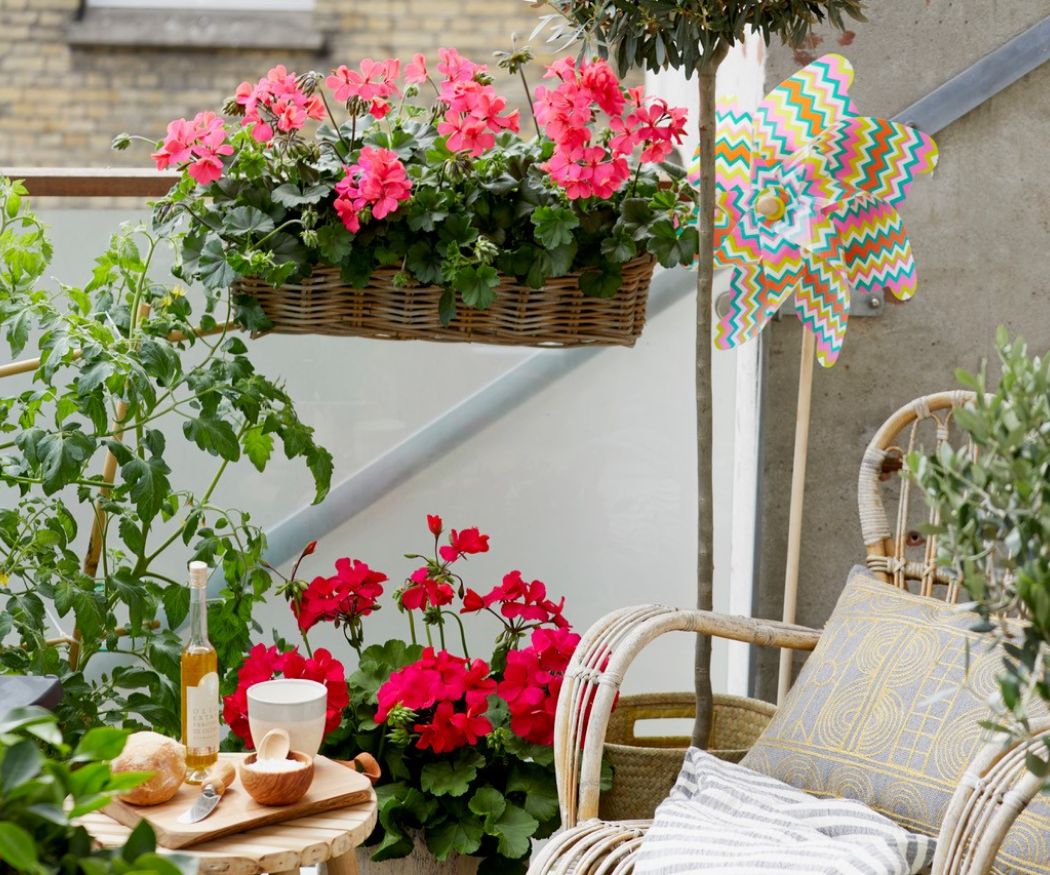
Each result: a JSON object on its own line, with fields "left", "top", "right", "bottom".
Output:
{"left": 110, "top": 731, "right": 186, "bottom": 805}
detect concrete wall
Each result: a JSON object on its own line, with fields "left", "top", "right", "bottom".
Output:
{"left": 753, "top": 0, "right": 1050, "bottom": 700}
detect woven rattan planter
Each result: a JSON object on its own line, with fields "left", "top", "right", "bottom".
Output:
{"left": 598, "top": 692, "right": 776, "bottom": 822}
{"left": 234, "top": 255, "right": 656, "bottom": 348}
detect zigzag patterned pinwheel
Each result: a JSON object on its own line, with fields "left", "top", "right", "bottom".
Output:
{"left": 689, "top": 54, "right": 938, "bottom": 366}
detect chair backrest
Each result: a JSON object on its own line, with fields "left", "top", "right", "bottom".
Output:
{"left": 856, "top": 390, "right": 976, "bottom": 601}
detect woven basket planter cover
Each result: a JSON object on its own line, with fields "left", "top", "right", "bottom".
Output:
{"left": 600, "top": 692, "right": 776, "bottom": 822}
{"left": 234, "top": 255, "right": 656, "bottom": 348}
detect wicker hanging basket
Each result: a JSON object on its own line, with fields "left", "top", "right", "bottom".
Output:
{"left": 598, "top": 692, "right": 776, "bottom": 822}
{"left": 234, "top": 255, "right": 656, "bottom": 348}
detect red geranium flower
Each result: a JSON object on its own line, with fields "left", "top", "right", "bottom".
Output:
{"left": 375, "top": 647, "right": 496, "bottom": 753}
{"left": 401, "top": 566, "right": 455, "bottom": 611}
{"left": 294, "top": 557, "right": 387, "bottom": 632}
{"left": 461, "top": 570, "right": 570, "bottom": 630}
{"left": 438, "top": 527, "right": 490, "bottom": 563}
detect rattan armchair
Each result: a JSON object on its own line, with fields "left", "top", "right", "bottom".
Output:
{"left": 529, "top": 391, "right": 1050, "bottom": 875}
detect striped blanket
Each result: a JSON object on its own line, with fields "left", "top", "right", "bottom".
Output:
{"left": 635, "top": 748, "right": 936, "bottom": 875}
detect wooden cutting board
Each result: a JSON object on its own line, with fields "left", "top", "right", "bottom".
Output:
{"left": 103, "top": 753, "right": 373, "bottom": 849}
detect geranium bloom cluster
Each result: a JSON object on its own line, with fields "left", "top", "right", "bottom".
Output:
{"left": 234, "top": 64, "right": 324, "bottom": 143}
{"left": 463, "top": 569, "right": 570, "bottom": 630}
{"left": 434, "top": 48, "right": 521, "bottom": 157}
{"left": 151, "top": 112, "right": 233, "bottom": 186}
{"left": 498, "top": 627, "right": 580, "bottom": 745}
{"left": 295, "top": 556, "right": 388, "bottom": 633}
{"left": 376, "top": 647, "right": 497, "bottom": 753}
{"left": 400, "top": 515, "right": 490, "bottom": 612}
{"left": 333, "top": 146, "right": 413, "bottom": 233}
{"left": 535, "top": 57, "right": 688, "bottom": 200}
{"left": 222, "top": 643, "right": 348, "bottom": 748}
{"left": 326, "top": 58, "right": 401, "bottom": 119}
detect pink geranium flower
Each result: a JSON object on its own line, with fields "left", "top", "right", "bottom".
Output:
{"left": 405, "top": 52, "right": 428, "bottom": 85}
{"left": 436, "top": 47, "right": 483, "bottom": 83}
{"left": 326, "top": 58, "right": 400, "bottom": 111}
{"left": 152, "top": 111, "right": 233, "bottom": 185}
{"left": 235, "top": 64, "right": 323, "bottom": 143}
{"left": 333, "top": 146, "right": 412, "bottom": 233}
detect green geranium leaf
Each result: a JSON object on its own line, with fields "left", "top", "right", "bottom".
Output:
{"left": 271, "top": 183, "right": 329, "bottom": 207}
{"left": 198, "top": 237, "right": 238, "bottom": 290}
{"left": 224, "top": 206, "right": 276, "bottom": 237}
{"left": 438, "top": 289, "right": 457, "bottom": 326}
{"left": 578, "top": 263, "right": 623, "bottom": 299}
{"left": 531, "top": 205, "right": 579, "bottom": 249}
{"left": 491, "top": 803, "right": 538, "bottom": 860}
{"left": 419, "top": 750, "right": 484, "bottom": 798}
{"left": 468, "top": 785, "right": 506, "bottom": 826}
{"left": 455, "top": 265, "right": 499, "bottom": 309}
{"left": 426, "top": 815, "right": 484, "bottom": 860}
{"left": 316, "top": 223, "right": 354, "bottom": 263}
{"left": 648, "top": 219, "right": 699, "bottom": 267}
{"left": 406, "top": 241, "right": 443, "bottom": 285}
{"left": 506, "top": 764, "right": 559, "bottom": 824}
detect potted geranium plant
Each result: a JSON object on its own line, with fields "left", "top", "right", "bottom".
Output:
{"left": 131, "top": 48, "right": 697, "bottom": 347}
{"left": 222, "top": 516, "right": 583, "bottom": 873}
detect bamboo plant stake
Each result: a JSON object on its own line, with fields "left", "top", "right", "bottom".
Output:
{"left": 776, "top": 329, "right": 816, "bottom": 701}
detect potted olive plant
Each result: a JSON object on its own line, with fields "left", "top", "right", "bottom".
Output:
{"left": 909, "top": 329, "right": 1050, "bottom": 774}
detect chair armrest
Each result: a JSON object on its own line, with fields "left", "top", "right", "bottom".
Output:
{"left": 932, "top": 716, "right": 1050, "bottom": 875}
{"left": 554, "top": 604, "right": 821, "bottom": 826}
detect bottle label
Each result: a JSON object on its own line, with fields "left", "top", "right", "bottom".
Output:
{"left": 186, "top": 671, "right": 220, "bottom": 751}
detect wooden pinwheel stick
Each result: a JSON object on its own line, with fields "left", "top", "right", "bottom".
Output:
{"left": 777, "top": 327, "right": 817, "bottom": 703}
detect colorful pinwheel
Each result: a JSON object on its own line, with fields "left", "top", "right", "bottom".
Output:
{"left": 691, "top": 54, "right": 939, "bottom": 366}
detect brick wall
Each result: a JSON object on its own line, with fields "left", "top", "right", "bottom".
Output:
{"left": 0, "top": 0, "right": 559, "bottom": 168}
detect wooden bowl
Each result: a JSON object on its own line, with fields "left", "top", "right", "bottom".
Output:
{"left": 239, "top": 751, "right": 314, "bottom": 806}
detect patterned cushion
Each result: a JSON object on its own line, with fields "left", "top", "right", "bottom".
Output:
{"left": 741, "top": 566, "right": 1050, "bottom": 875}
{"left": 635, "top": 747, "right": 934, "bottom": 874}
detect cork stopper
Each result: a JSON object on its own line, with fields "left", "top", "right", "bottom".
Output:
{"left": 188, "top": 561, "right": 209, "bottom": 589}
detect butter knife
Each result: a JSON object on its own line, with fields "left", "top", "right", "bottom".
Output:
{"left": 177, "top": 760, "right": 237, "bottom": 824}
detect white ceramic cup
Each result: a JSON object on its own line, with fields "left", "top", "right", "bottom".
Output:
{"left": 247, "top": 678, "right": 327, "bottom": 758}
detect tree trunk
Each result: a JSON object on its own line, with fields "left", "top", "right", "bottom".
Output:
{"left": 691, "top": 56, "right": 723, "bottom": 748}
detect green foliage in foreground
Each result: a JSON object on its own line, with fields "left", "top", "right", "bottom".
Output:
{"left": 0, "top": 708, "right": 194, "bottom": 874}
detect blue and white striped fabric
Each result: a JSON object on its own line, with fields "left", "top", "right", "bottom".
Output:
{"left": 635, "top": 748, "right": 936, "bottom": 875}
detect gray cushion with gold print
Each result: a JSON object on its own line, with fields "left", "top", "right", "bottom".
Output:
{"left": 742, "top": 566, "right": 1050, "bottom": 875}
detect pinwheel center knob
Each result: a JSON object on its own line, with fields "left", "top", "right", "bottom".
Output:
{"left": 756, "top": 192, "right": 787, "bottom": 222}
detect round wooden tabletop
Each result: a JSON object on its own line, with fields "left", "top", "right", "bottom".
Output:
{"left": 80, "top": 794, "right": 377, "bottom": 875}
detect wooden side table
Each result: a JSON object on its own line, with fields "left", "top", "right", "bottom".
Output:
{"left": 80, "top": 795, "right": 377, "bottom": 875}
